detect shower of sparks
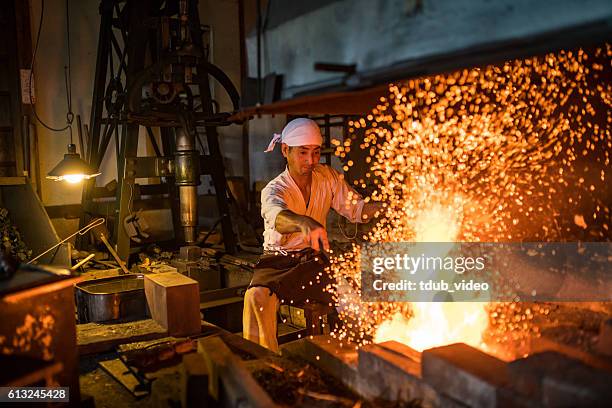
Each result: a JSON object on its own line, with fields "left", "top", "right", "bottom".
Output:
{"left": 326, "top": 45, "right": 611, "bottom": 356}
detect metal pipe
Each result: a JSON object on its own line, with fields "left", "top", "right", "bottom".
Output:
{"left": 70, "top": 253, "right": 95, "bottom": 271}
{"left": 175, "top": 126, "right": 192, "bottom": 152}
{"left": 175, "top": 122, "right": 199, "bottom": 244}
{"left": 179, "top": 186, "right": 198, "bottom": 243}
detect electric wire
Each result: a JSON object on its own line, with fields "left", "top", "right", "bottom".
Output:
{"left": 29, "top": 0, "right": 74, "bottom": 139}
{"left": 337, "top": 212, "right": 358, "bottom": 240}
{"left": 65, "top": 0, "right": 74, "bottom": 141}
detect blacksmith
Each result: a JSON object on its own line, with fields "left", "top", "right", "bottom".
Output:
{"left": 243, "top": 118, "right": 382, "bottom": 352}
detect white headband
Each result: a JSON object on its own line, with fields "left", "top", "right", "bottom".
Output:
{"left": 265, "top": 118, "right": 323, "bottom": 152}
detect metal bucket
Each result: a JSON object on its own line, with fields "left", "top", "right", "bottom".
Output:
{"left": 75, "top": 274, "right": 148, "bottom": 323}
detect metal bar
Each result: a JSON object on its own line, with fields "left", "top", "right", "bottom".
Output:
{"left": 114, "top": 120, "right": 121, "bottom": 161}
{"left": 76, "top": 115, "right": 85, "bottom": 158}
{"left": 87, "top": 0, "right": 113, "bottom": 166}
{"left": 100, "top": 233, "right": 130, "bottom": 274}
{"left": 160, "top": 127, "right": 175, "bottom": 156}
{"left": 28, "top": 218, "right": 105, "bottom": 264}
{"left": 114, "top": 0, "right": 150, "bottom": 262}
{"left": 115, "top": 2, "right": 128, "bottom": 46}
{"left": 115, "top": 126, "right": 139, "bottom": 262}
{"left": 116, "top": 41, "right": 128, "bottom": 78}
{"left": 95, "top": 121, "right": 117, "bottom": 170}
{"left": 116, "top": 51, "right": 128, "bottom": 81}
{"left": 77, "top": 0, "right": 114, "bottom": 250}
{"left": 109, "top": 31, "right": 123, "bottom": 63}
{"left": 83, "top": 124, "right": 91, "bottom": 161}
{"left": 98, "top": 120, "right": 109, "bottom": 159}
{"left": 71, "top": 253, "right": 95, "bottom": 270}
{"left": 145, "top": 127, "right": 162, "bottom": 157}
{"left": 108, "top": 35, "right": 115, "bottom": 80}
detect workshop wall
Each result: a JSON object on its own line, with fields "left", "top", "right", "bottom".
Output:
{"left": 29, "top": 0, "right": 100, "bottom": 238}
{"left": 29, "top": 0, "right": 97, "bottom": 207}
{"left": 201, "top": 0, "right": 292, "bottom": 190}
{"left": 246, "top": 0, "right": 611, "bottom": 97}
{"left": 29, "top": 0, "right": 158, "bottom": 205}
{"left": 248, "top": 115, "right": 287, "bottom": 183}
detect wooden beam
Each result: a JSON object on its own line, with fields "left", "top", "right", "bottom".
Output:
{"left": 77, "top": 319, "right": 168, "bottom": 356}
{"left": 0, "top": 176, "right": 26, "bottom": 185}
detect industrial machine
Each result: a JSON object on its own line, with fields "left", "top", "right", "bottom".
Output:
{"left": 80, "top": 0, "right": 243, "bottom": 261}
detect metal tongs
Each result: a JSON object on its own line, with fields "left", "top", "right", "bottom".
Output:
{"left": 28, "top": 218, "right": 106, "bottom": 267}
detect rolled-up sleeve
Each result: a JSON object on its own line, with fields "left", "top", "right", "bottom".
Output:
{"left": 329, "top": 167, "right": 365, "bottom": 223}
{"left": 261, "top": 182, "right": 289, "bottom": 230}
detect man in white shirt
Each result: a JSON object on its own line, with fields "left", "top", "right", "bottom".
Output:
{"left": 243, "top": 118, "right": 382, "bottom": 352}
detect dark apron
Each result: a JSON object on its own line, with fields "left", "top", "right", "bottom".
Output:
{"left": 249, "top": 249, "right": 333, "bottom": 305}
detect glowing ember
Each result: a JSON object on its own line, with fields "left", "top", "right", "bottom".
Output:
{"left": 372, "top": 202, "right": 490, "bottom": 352}
{"left": 374, "top": 303, "right": 489, "bottom": 351}
{"left": 325, "top": 45, "right": 611, "bottom": 357}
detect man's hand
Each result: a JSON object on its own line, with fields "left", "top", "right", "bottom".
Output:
{"left": 275, "top": 210, "right": 330, "bottom": 252}
{"left": 299, "top": 217, "right": 330, "bottom": 252}
{"left": 360, "top": 202, "right": 384, "bottom": 222}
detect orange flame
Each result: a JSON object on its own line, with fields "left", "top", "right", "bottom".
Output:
{"left": 373, "top": 202, "right": 490, "bottom": 352}
{"left": 374, "top": 303, "right": 489, "bottom": 351}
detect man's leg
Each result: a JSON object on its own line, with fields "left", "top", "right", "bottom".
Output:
{"left": 242, "top": 286, "right": 280, "bottom": 352}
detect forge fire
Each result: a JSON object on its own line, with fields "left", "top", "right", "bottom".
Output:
{"left": 327, "top": 46, "right": 611, "bottom": 357}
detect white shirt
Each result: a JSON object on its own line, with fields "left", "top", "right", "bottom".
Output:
{"left": 261, "top": 164, "right": 365, "bottom": 252}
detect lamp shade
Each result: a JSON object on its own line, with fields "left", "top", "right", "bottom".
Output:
{"left": 46, "top": 144, "right": 100, "bottom": 183}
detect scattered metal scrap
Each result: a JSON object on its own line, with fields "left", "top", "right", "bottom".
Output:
{"left": 0, "top": 208, "right": 31, "bottom": 262}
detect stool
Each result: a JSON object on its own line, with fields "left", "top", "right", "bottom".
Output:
{"left": 301, "top": 301, "right": 336, "bottom": 335}
{"left": 277, "top": 301, "right": 337, "bottom": 344}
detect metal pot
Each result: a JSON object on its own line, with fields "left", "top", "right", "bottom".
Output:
{"left": 75, "top": 274, "right": 148, "bottom": 323}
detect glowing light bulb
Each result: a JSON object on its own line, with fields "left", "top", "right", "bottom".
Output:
{"left": 63, "top": 174, "right": 86, "bottom": 183}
